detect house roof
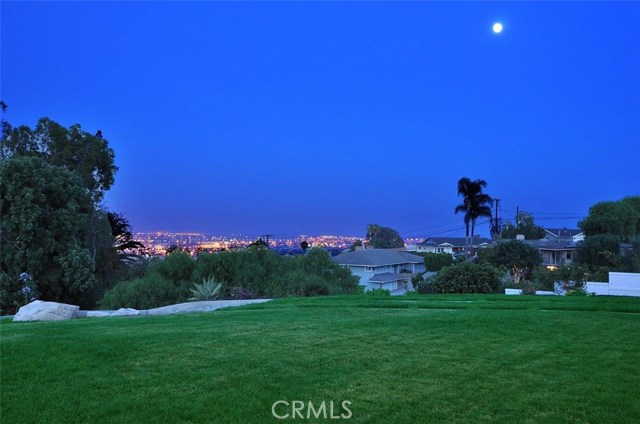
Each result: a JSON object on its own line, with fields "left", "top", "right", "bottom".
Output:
{"left": 368, "top": 273, "right": 409, "bottom": 283}
{"left": 332, "top": 249, "right": 424, "bottom": 266}
{"left": 523, "top": 240, "right": 578, "bottom": 251}
{"left": 418, "top": 237, "right": 492, "bottom": 248}
{"left": 544, "top": 228, "right": 584, "bottom": 238}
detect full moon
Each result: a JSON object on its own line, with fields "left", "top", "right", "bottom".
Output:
{"left": 493, "top": 22, "right": 503, "bottom": 33}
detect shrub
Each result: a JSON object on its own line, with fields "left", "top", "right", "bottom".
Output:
{"left": 431, "top": 262, "right": 502, "bottom": 294}
{"left": 98, "top": 273, "right": 181, "bottom": 309}
{"left": 566, "top": 287, "right": 589, "bottom": 296}
{"left": 422, "top": 253, "right": 453, "bottom": 272}
{"left": 154, "top": 251, "right": 195, "bottom": 286}
{"left": 279, "top": 271, "right": 331, "bottom": 297}
{"left": 415, "top": 280, "right": 436, "bottom": 294}
{"left": 99, "top": 247, "right": 360, "bottom": 304}
{"left": 302, "top": 276, "right": 331, "bottom": 297}
{"left": 519, "top": 280, "right": 538, "bottom": 295}
{"left": 532, "top": 267, "right": 557, "bottom": 291}
{"left": 229, "top": 286, "right": 255, "bottom": 299}
{"left": 412, "top": 273, "right": 436, "bottom": 294}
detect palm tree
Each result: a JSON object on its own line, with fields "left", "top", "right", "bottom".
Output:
{"left": 455, "top": 177, "right": 493, "bottom": 258}
{"left": 107, "top": 212, "right": 144, "bottom": 252}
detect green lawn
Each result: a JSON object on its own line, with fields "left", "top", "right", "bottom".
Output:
{"left": 2, "top": 295, "right": 640, "bottom": 423}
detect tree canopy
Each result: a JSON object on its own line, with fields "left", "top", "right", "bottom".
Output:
{"left": 0, "top": 115, "right": 134, "bottom": 312}
{"left": 489, "top": 240, "right": 542, "bottom": 283}
{"left": 579, "top": 197, "right": 640, "bottom": 240}
{"left": 500, "top": 211, "right": 545, "bottom": 240}
{"left": 365, "top": 224, "right": 404, "bottom": 249}
{"left": 571, "top": 197, "right": 640, "bottom": 281}
{"left": 0, "top": 156, "right": 96, "bottom": 311}
{"left": 2, "top": 117, "right": 117, "bottom": 201}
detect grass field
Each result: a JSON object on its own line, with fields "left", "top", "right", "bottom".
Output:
{"left": 2, "top": 295, "right": 640, "bottom": 423}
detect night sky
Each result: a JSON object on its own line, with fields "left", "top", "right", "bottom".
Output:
{"left": 2, "top": 2, "right": 639, "bottom": 239}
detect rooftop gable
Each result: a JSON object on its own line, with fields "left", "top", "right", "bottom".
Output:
{"left": 418, "top": 236, "right": 492, "bottom": 248}
{"left": 544, "top": 228, "right": 584, "bottom": 238}
{"left": 368, "top": 273, "right": 409, "bottom": 283}
{"left": 332, "top": 249, "right": 424, "bottom": 266}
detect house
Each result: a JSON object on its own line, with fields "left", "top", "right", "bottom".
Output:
{"left": 332, "top": 249, "right": 425, "bottom": 293}
{"left": 543, "top": 228, "right": 585, "bottom": 243}
{"left": 523, "top": 239, "right": 578, "bottom": 269}
{"left": 415, "top": 237, "right": 492, "bottom": 256}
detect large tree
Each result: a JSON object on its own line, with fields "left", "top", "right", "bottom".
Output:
{"left": 365, "top": 224, "right": 404, "bottom": 248}
{"left": 455, "top": 177, "right": 493, "bottom": 257}
{"left": 490, "top": 240, "right": 542, "bottom": 283}
{"left": 1, "top": 115, "right": 128, "bottom": 310}
{"left": 573, "top": 196, "right": 640, "bottom": 281}
{"left": 0, "top": 157, "right": 96, "bottom": 312}
{"left": 1, "top": 117, "right": 117, "bottom": 201}
{"left": 579, "top": 197, "right": 640, "bottom": 241}
{"left": 501, "top": 211, "right": 545, "bottom": 240}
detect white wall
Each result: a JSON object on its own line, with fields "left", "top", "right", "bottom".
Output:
{"left": 505, "top": 289, "right": 555, "bottom": 295}
{"left": 608, "top": 272, "right": 640, "bottom": 296}
{"left": 584, "top": 282, "right": 609, "bottom": 295}
{"left": 584, "top": 272, "right": 640, "bottom": 297}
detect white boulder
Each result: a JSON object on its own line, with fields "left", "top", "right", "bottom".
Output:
{"left": 13, "top": 300, "right": 80, "bottom": 322}
{"left": 110, "top": 308, "right": 140, "bottom": 317}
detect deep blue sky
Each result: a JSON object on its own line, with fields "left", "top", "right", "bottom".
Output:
{"left": 2, "top": 1, "right": 639, "bottom": 238}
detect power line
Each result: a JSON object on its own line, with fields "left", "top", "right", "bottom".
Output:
{"left": 400, "top": 218, "right": 465, "bottom": 236}
{"left": 502, "top": 209, "right": 586, "bottom": 216}
{"left": 407, "top": 219, "right": 492, "bottom": 239}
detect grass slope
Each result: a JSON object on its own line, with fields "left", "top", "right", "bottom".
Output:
{"left": 2, "top": 295, "right": 640, "bottom": 423}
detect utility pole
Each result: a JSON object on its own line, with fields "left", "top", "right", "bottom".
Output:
{"left": 493, "top": 198, "right": 500, "bottom": 239}
{"left": 261, "top": 234, "right": 274, "bottom": 247}
{"left": 516, "top": 206, "right": 520, "bottom": 228}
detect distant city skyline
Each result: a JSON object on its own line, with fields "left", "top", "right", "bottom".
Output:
{"left": 3, "top": 2, "right": 638, "bottom": 237}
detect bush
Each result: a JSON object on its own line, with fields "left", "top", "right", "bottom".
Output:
{"left": 98, "top": 273, "right": 181, "bottom": 309}
{"left": 279, "top": 271, "right": 332, "bottom": 297}
{"left": 422, "top": 253, "right": 453, "bottom": 272}
{"left": 431, "top": 262, "right": 502, "bottom": 294}
{"left": 229, "top": 286, "right": 255, "bottom": 300}
{"left": 154, "top": 251, "right": 194, "bottom": 286}
{"left": 532, "top": 267, "right": 557, "bottom": 291}
{"left": 412, "top": 273, "right": 436, "bottom": 294}
{"left": 98, "top": 247, "right": 361, "bottom": 306}
{"left": 302, "top": 276, "right": 331, "bottom": 297}
{"left": 566, "top": 287, "right": 589, "bottom": 296}
{"left": 519, "top": 280, "right": 538, "bottom": 295}
{"left": 415, "top": 280, "right": 436, "bottom": 294}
